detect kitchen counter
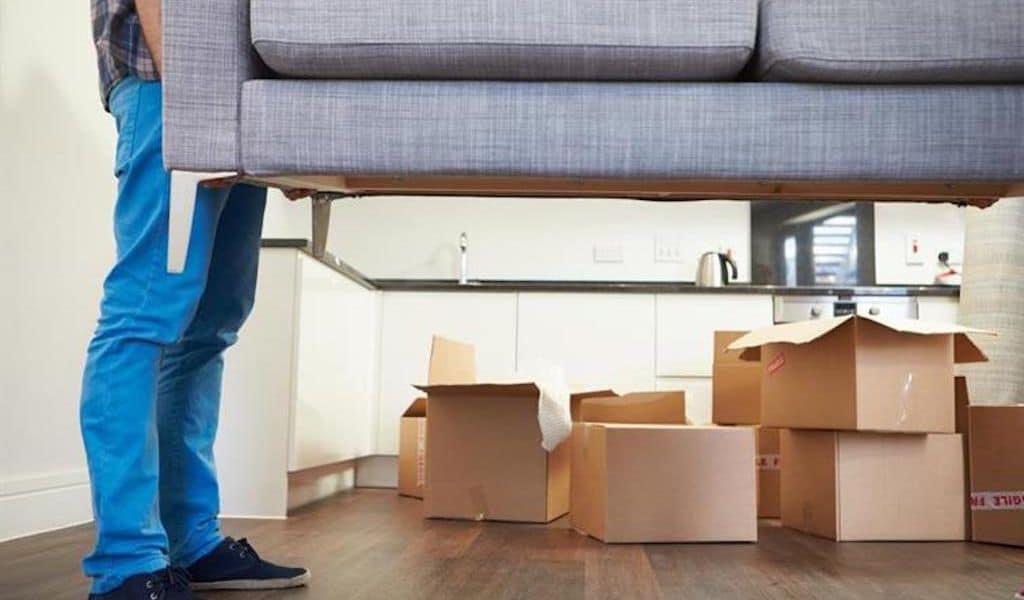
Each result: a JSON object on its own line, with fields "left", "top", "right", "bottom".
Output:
{"left": 261, "top": 239, "right": 960, "bottom": 297}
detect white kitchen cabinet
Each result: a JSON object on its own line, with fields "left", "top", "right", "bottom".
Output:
{"left": 656, "top": 294, "right": 773, "bottom": 377}
{"left": 516, "top": 293, "right": 656, "bottom": 393}
{"left": 656, "top": 377, "right": 713, "bottom": 426}
{"left": 218, "top": 248, "right": 380, "bottom": 518}
{"left": 376, "top": 291, "right": 518, "bottom": 454}
{"left": 918, "top": 296, "right": 961, "bottom": 324}
{"left": 289, "top": 254, "right": 379, "bottom": 471}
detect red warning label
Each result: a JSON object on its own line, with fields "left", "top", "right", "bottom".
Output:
{"left": 766, "top": 352, "right": 786, "bottom": 375}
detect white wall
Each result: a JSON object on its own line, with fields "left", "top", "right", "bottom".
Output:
{"left": 271, "top": 196, "right": 966, "bottom": 287}
{"left": 327, "top": 196, "right": 753, "bottom": 282}
{"left": 0, "top": 1, "right": 112, "bottom": 540}
{"left": 875, "top": 203, "right": 966, "bottom": 285}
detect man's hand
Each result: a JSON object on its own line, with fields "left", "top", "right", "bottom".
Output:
{"left": 136, "top": 0, "right": 163, "bottom": 74}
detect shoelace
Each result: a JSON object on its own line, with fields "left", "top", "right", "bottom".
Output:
{"left": 143, "top": 567, "right": 191, "bottom": 599}
{"left": 228, "top": 537, "right": 261, "bottom": 561}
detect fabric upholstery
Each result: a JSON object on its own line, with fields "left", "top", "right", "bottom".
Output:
{"left": 758, "top": 0, "right": 1024, "bottom": 83}
{"left": 163, "top": 0, "right": 266, "bottom": 171}
{"left": 959, "top": 199, "right": 1024, "bottom": 405}
{"left": 240, "top": 80, "right": 1024, "bottom": 181}
{"left": 249, "top": 0, "right": 758, "bottom": 81}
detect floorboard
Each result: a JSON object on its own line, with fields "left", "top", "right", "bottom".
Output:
{"left": 0, "top": 489, "right": 1020, "bottom": 600}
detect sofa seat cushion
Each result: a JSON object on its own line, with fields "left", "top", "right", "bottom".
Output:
{"left": 250, "top": 0, "right": 757, "bottom": 81}
{"left": 240, "top": 80, "right": 1024, "bottom": 181}
{"left": 758, "top": 0, "right": 1024, "bottom": 83}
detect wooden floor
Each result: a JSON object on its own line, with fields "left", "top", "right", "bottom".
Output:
{"left": 2, "top": 489, "right": 1021, "bottom": 600}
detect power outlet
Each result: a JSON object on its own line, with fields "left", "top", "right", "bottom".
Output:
{"left": 655, "top": 236, "right": 685, "bottom": 263}
{"left": 593, "top": 243, "right": 624, "bottom": 264}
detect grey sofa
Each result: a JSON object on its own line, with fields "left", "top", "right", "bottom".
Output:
{"left": 162, "top": 0, "right": 1024, "bottom": 256}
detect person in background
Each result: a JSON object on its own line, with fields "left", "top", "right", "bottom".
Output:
{"left": 83, "top": 2, "right": 310, "bottom": 598}
{"left": 933, "top": 251, "right": 962, "bottom": 286}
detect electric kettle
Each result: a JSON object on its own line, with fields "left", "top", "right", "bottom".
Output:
{"left": 695, "top": 251, "right": 738, "bottom": 287}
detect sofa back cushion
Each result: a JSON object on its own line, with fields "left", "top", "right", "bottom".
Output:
{"left": 251, "top": 0, "right": 758, "bottom": 81}
{"left": 757, "top": 0, "right": 1024, "bottom": 83}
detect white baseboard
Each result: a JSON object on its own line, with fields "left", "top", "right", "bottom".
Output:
{"left": 355, "top": 455, "right": 398, "bottom": 489}
{"left": 0, "top": 470, "right": 93, "bottom": 542}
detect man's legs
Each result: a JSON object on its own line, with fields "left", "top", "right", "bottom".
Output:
{"left": 80, "top": 77, "right": 233, "bottom": 595}
{"left": 156, "top": 184, "right": 267, "bottom": 567}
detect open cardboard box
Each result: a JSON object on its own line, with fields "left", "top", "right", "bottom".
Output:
{"left": 397, "top": 336, "right": 477, "bottom": 499}
{"left": 413, "top": 336, "right": 612, "bottom": 523}
{"left": 728, "top": 315, "right": 993, "bottom": 433}
{"left": 713, "top": 330, "right": 762, "bottom": 426}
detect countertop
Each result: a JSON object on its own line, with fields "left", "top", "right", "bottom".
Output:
{"left": 262, "top": 239, "right": 959, "bottom": 298}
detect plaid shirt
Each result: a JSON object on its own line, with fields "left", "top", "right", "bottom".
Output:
{"left": 91, "top": 0, "right": 160, "bottom": 109}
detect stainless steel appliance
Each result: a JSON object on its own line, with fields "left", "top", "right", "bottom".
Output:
{"left": 773, "top": 295, "right": 918, "bottom": 323}
{"left": 695, "top": 251, "right": 738, "bottom": 287}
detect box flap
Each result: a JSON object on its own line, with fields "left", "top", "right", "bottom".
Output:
{"left": 428, "top": 335, "right": 477, "bottom": 384}
{"left": 402, "top": 397, "right": 427, "bottom": 418}
{"left": 728, "top": 315, "right": 994, "bottom": 364}
{"left": 577, "top": 391, "right": 687, "bottom": 425}
{"left": 569, "top": 390, "right": 618, "bottom": 421}
{"left": 413, "top": 382, "right": 540, "bottom": 396}
{"left": 714, "top": 331, "right": 752, "bottom": 364}
{"left": 728, "top": 316, "right": 856, "bottom": 353}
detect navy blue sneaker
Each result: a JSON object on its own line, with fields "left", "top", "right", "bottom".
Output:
{"left": 89, "top": 567, "right": 199, "bottom": 599}
{"left": 186, "top": 537, "right": 310, "bottom": 591}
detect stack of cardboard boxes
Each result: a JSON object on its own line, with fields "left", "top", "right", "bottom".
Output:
{"left": 727, "top": 315, "right": 998, "bottom": 542}
{"left": 397, "top": 319, "right": 1022, "bottom": 548}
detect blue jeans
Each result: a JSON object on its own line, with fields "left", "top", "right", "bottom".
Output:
{"left": 80, "top": 77, "right": 267, "bottom": 594}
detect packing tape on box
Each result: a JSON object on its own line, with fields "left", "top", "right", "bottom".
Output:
{"left": 970, "top": 491, "right": 1024, "bottom": 511}
{"left": 897, "top": 372, "right": 913, "bottom": 425}
{"left": 416, "top": 419, "right": 427, "bottom": 488}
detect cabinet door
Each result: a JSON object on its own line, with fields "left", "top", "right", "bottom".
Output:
{"left": 656, "top": 377, "right": 713, "bottom": 425}
{"left": 516, "top": 293, "right": 656, "bottom": 393}
{"left": 855, "top": 296, "right": 919, "bottom": 320}
{"left": 656, "top": 295, "right": 773, "bottom": 377}
{"left": 917, "top": 296, "right": 960, "bottom": 324}
{"left": 377, "top": 292, "right": 518, "bottom": 454}
{"left": 289, "top": 254, "right": 380, "bottom": 471}
{"left": 218, "top": 249, "right": 298, "bottom": 517}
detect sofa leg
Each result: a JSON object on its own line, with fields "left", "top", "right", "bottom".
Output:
{"left": 311, "top": 192, "right": 344, "bottom": 259}
{"left": 168, "top": 171, "right": 203, "bottom": 274}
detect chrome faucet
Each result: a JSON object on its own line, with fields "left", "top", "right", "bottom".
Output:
{"left": 459, "top": 232, "right": 469, "bottom": 285}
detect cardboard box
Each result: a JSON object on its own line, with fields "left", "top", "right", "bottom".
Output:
{"left": 729, "top": 315, "right": 991, "bottom": 433}
{"left": 416, "top": 337, "right": 603, "bottom": 523}
{"left": 397, "top": 398, "right": 427, "bottom": 498}
{"left": 571, "top": 424, "right": 757, "bottom": 543}
{"left": 756, "top": 427, "right": 781, "bottom": 518}
{"left": 968, "top": 403, "right": 1024, "bottom": 547}
{"left": 713, "top": 331, "right": 762, "bottom": 425}
{"left": 396, "top": 336, "right": 477, "bottom": 499}
{"left": 953, "top": 376, "right": 971, "bottom": 538}
{"left": 781, "top": 429, "right": 965, "bottom": 541}
{"left": 574, "top": 391, "right": 687, "bottom": 425}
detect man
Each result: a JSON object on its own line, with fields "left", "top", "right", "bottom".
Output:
{"left": 84, "top": 2, "right": 309, "bottom": 598}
